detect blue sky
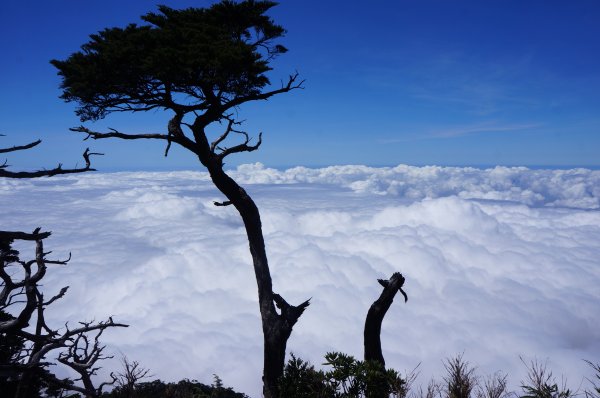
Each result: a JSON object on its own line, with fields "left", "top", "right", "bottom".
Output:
{"left": 1, "top": 0, "right": 599, "bottom": 170}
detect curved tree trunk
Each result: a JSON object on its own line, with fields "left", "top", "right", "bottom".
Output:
{"left": 67, "top": 109, "right": 309, "bottom": 398}
{"left": 197, "top": 138, "right": 309, "bottom": 398}
{"left": 364, "top": 272, "right": 407, "bottom": 368}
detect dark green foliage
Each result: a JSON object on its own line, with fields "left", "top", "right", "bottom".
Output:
{"left": 278, "top": 352, "right": 408, "bottom": 398}
{"left": 278, "top": 354, "right": 335, "bottom": 397}
{"left": 102, "top": 377, "right": 248, "bottom": 398}
{"left": 51, "top": 0, "right": 287, "bottom": 121}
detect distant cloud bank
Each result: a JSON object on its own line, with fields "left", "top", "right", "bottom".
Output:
{"left": 229, "top": 163, "right": 600, "bottom": 209}
{"left": 2, "top": 164, "right": 599, "bottom": 397}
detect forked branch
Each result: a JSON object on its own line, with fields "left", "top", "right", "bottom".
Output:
{"left": 273, "top": 293, "right": 311, "bottom": 327}
{"left": 210, "top": 117, "right": 238, "bottom": 153}
{"left": 0, "top": 146, "right": 101, "bottom": 178}
{"left": 209, "top": 115, "right": 263, "bottom": 162}
{"left": 216, "top": 131, "right": 262, "bottom": 161}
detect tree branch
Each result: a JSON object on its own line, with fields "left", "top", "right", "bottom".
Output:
{"left": 0, "top": 146, "right": 100, "bottom": 179}
{"left": 0, "top": 229, "right": 51, "bottom": 242}
{"left": 71, "top": 125, "right": 198, "bottom": 154}
{"left": 1, "top": 228, "right": 127, "bottom": 396}
{"left": 72, "top": 126, "right": 171, "bottom": 141}
{"left": 222, "top": 72, "right": 304, "bottom": 111}
{"left": 45, "top": 286, "right": 69, "bottom": 306}
{"left": 83, "top": 148, "right": 104, "bottom": 169}
{"left": 217, "top": 131, "right": 262, "bottom": 161}
{"left": 210, "top": 117, "right": 237, "bottom": 153}
{"left": 0, "top": 139, "right": 42, "bottom": 154}
{"left": 272, "top": 293, "right": 311, "bottom": 327}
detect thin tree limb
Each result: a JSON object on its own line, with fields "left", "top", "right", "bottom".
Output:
{"left": 0, "top": 147, "right": 100, "bottom": 178}
{"left": 71, "top": 125, "right": 198, "bottom": 154}
{"left": 222, "top": 72, "right": 304, "bottom": 111}
{"left": 0, "top": 139, "right": 42, "bottom": 154}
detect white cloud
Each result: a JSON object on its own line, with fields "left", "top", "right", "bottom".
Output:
{"left": 2, "top": 164, "right": 599, "bottom": 397}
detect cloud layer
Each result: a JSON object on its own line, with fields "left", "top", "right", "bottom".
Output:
{"left": 2, "top": 164, "right": 599, "bottom": 396}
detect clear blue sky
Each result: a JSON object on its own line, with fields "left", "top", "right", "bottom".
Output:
{"left": 1, "top": 0, "right": 599, "bottom": 170}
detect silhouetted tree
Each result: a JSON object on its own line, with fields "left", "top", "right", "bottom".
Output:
{"left": 103, "top": 376, "right": 249, "bottom": 398}
{"left": 1, "top": 137, "right": 121, "bottom": 397}
{"left": 51, "top": 2, "right": 305, "bottom": 396}
{"left": 363, "top": 272, "right": 408, "bottom": 396}
{"left": 0, "top": 229, "right": 127, "bottom": 397}
{"left": 110, "top": 356, "right": 151, "bottom": 397}
{"left": 364, "top": 272, "right": 408, "bottom": 369}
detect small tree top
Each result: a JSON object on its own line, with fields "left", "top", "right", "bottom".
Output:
{"left": 51, "top": 0, "right": 288, "bottom": 122}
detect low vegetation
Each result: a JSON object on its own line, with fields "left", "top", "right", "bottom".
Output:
{"left": 97, "top": 354, "right": 599, "bottom": 398}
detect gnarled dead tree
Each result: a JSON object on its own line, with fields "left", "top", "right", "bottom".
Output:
{"left": 0, "top": 229, "right": 127, "bottom": 397}
{"left": 1, "top": 137, "right": 119, "bottom": 397}
{"left": 364, "top": 272, "right": 408, "bottom": 369}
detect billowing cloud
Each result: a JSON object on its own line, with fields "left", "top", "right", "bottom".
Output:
{"left": 1, "top": 164, "right": 599, "bottom": 396}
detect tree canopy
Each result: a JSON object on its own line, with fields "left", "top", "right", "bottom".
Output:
{"left": 51, "top": 0, "right": 289, "bottom": 121}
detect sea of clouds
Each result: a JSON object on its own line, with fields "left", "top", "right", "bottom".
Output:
{"left": 2, "top": 163, "right": 599, "bottom": 396}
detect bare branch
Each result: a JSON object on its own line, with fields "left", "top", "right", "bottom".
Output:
{"left": 0, "top": 139, "right": 42, "bottom": 154}
{"left": 83, "top": 148, "right": 104, "bottom": 169}
{"left": 223, "top": 72, "right": 304, "bottom": 111}
{"left": 0, "top": 145, "right": 102, "bottom": 178}
{"left": 73, "top": 126, "right": 171, "bottom": 142}
{"left": 0, "top": 229, "right": 51, "bottom": 242}
{"left": 217, "top": 132, "right": 262, "bottom": 161}
{"left": 113, "top": 356, "right": 152, "bottom": 392}
{"left": 1, "top": 229, "right": 127, "bottom": 397}
{"left": 45, "top": 286, "right": 69, "bottom": 306}
{"left": 273, "top": 293, "right": 311, "bottom": 326}
{"left": 71, "top": 125, "right": 198, "bottom": 154}
{"left": 211, "top": 117, "right": 238, "bottom": 153}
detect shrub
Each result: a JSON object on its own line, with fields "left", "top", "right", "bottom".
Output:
{"left": 278, "top": 352, "right": 408, "bottom": 398}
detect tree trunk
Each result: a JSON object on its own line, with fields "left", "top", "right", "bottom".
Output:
{"left": 201, "top": 155, "right": 308, "bottom": 398}
{"left": 364, "top": 272, "right": 407, "bottom": 368}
